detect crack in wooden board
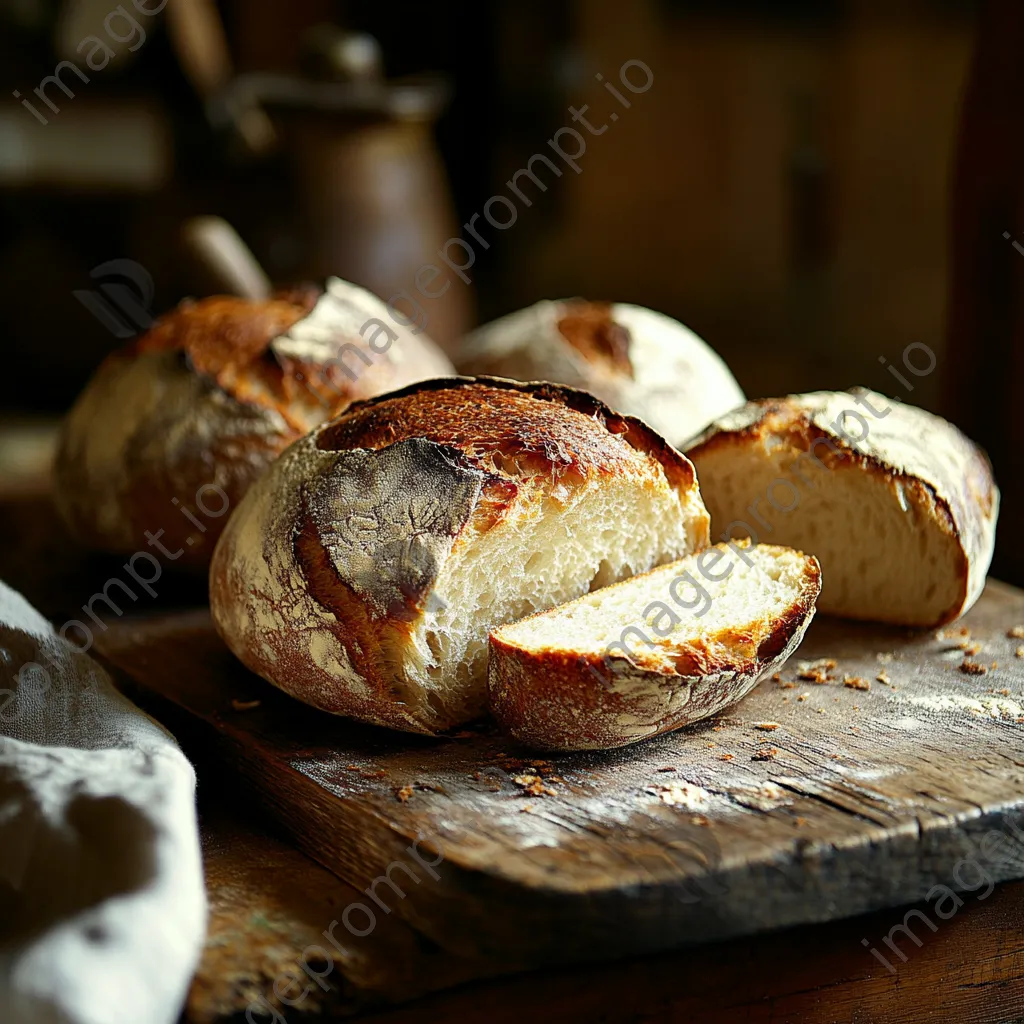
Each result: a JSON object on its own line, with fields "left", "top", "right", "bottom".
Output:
{"left": 94, "top": 581, "right": 1024, "bottom": 967}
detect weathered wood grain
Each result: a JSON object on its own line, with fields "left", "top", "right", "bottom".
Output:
{"left": 96, "top": 582, "right": 1024, "bottom": 969}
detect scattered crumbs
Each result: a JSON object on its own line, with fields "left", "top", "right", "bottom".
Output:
{"left": 720, "top": 753, "right": 734, "bottom": 761}
{"left": 795, "top": 816, "right": 809, "bottom": 827}
{"left": 956, "top": 626, "right": 971, "bottom": 637}
{"left": 1007, "top": 626, "right": 1024, "bottom": 639}
{"left": 991, "top": 662, "right": 1000, "bottom": 671}
{"left": 690, "top": 814, "right": 710, "bottom": 826}
{"left": 705, "top": 743, "right": 717, "bottom": 749}
{"left": 345, "top": 764, "right": 361, "bottom": 771}
{"left": 996, "top": 689, "right": 1011, "bottom": 697}
{"left": 230, "top": 698, "right": 261, "bottom": 711}
{"left": 779, "top": 681, "right": 797, "bottom": 690}
{"left": 843, "top": 676, "right": 871, "bottom": 691}
{"left": 656, "top": 766, "right": 677, "bottom": 772}
{"left": 755, "top": 722, "right": 780, "bottom": 731}
{"left": 782, "top": 696, "right": 790, "bottom": 703}
{"left": 751, "top": 748, "right": 778, "bottom": 762}
{"left": 395, "top": 785, "right": 414, "bottom": 803}
{"left": 797, "top": 693, "right": 809, "bottom": 702}
{"left": 876, "top": 671, "right": 891, "bottom": 686}
{"left": 513, "top": 774, "right": 556, "bottom": 797}
{"left": 877, "top": 652, "right": 894, "bottom": 664}
{"left": 548, "top": 775, "right": 566, "bottom": 784}
{"left": 961, "top": 661, "right": 988, "bottom": 676}
{"left": 959, "top": 641, "right": 982, "bottom": 656}
{"left": 771, "top": 672, "right": 781, "bottom": 683}
{"left": 712, "top": 726, "right": 723, "bottom": 732}
{"left": 520, "top": 804, "right": 534, "bottom": 813}
{"left": 852, "top": 705, "right": 860, "bottom": 711}
{"left": 797, "top": 658, "right": 837, "bottom": 684}
{"left": 815, "top": 707, "right": 825, "bottom": 714}
{"left": 831, "top": 753, "right": 842, "bottom": 759}
{"left": 1016, "top": 647, "right": 1024, "bottom": 659}
{"left": 850, "top": 725, "right": 861, "bottom": 733}
{"left": 361, "top": 769, "right": 386, "bottom": 780}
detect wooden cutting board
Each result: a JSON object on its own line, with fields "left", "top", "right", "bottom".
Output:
{"left": 94, "top": 582, "right": 1024, "bottom": 970}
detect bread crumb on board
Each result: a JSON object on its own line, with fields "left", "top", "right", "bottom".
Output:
{"left": 230, "top": 698, "right": 261, "bottom": 711}
{"left": 719, "top": 753, "right": 734, "bottom": 761}
{"left": 656, "top": 765, "right": 677, "bottom": 772}
{"left": 513, "top": 774, "right": 557, "bottom": 797}
{"left": 876, "top": 670, "right": 891, "bottom": 686}
{"left": 843, "top": 676, "right": 871, "bottom": 691}
{"left": 751, "top": 747, "right": 778, "bottom": 761}
{"left": 1017, "top": 646, "right": 1024, "bottom": 659}
{"left": 797, "top": 658, "right": 837, "bottom": 684}
{"left": 395, "top": 785, "right": 414, "bottom": 803}
{"left": 960, "top": 660, "right": 989, "bottom": 676}
{"left": 1007, "top": 626, "right": 1024, "bottom": 639}
{"left": 754, "top": 722, "right": 780, "bottom": 731}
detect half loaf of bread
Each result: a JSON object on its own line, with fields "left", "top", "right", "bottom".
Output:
{"left": 685, "top": 388, "right": 999, "bottom": 626}
{"left": 209, "top": 377, "right": 711, "bottom": 734}
{"left": 488, "top": 542, "right": 821, "bottom": 750}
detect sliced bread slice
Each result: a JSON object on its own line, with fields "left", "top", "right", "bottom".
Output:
{"left": 487, "top": 542, "right": 821, "bottom": 751}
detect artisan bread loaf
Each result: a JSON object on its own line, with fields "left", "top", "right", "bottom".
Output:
{"left": 209, "top": 377, "right": 711, "bottom": 735}
{"left": 685, "top": 388, "right": 999, "bottom": 627}
{"left": 54, "top": 277, "right": 452, "bottom": 568}
{"left": 488, "top": 542, "right": 820, "bottom": 750}
{"left": 456, "top": 300, "right": 745, "bottom": 449}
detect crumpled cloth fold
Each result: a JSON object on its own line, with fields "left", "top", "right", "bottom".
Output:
{"left": 0, "top": 580, "right": 205, "bottom": 1024}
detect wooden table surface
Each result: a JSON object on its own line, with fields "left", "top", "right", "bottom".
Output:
{"left": 2, "top": 486, "right": 1023, "bottom": 1023}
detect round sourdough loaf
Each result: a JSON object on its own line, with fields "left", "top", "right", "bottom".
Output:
{"left": 455, "top": 300, "right": 745, "bottom": 449}
{"left": 53, "top": 277, "right": 452, "bottom": 569}
{"left": 209, "top": 377, "right": 711, "bottom": 734}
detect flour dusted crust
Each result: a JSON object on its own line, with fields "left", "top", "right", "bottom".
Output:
{"left": 53, "top": 278, "right": 453, "bottom": 568}
{"left": 686, "top": 388, "right": 999, "bottom": 626}
{"left": 209, "top": 377, "right": 711, "bottom": 735}
{"left": 455, "top": 300, "right": 745, "bottom": 449}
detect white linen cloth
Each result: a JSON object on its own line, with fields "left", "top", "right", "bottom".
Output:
{"left": 0, "top": 580, "right": 206, "bottom": 1024}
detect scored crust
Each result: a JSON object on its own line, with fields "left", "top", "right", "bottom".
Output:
{"left": 209, "top": 376, "right": 711, "bottom": 735}
{"left": 487, "top": 543, "right": 821, "bottom": 751}
{"left": 53, "top": 279, "right": 453, "bottom": 567}
{"left": 685, "top": 388, "right": 999, "bottom": 626}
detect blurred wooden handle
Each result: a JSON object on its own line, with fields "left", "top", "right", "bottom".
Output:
{"left": 181, "top": 217, "right": 272, "bottom": 301}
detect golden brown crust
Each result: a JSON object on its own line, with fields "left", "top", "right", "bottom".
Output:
{"left": 318, "top": 375, "right": 699, "bottom": 496}
{"left": 487, "top": 550, "right": 821, "bottom": 751}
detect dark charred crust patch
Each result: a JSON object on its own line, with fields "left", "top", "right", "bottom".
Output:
{"left": 556, "top": 301, "right": 634, "bottom": 378}
{"left": 301, "top": 439, "right": 484, "bottom": 619}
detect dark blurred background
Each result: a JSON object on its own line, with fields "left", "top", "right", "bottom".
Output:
{"left": 1, "top": 0, "right": 1021, "bottom": 582}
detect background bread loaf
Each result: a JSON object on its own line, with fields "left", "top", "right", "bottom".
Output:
{"left": 53, "top": 277, "right": 453, "bottom": 569}
{"left": 456, "top": 300, "right": 745, "bottom": 449}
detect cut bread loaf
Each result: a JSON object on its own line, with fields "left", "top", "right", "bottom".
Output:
{"left": 488, "top": 542, "right": 821, "bottom": 751}
{"left": 53, "top": 277, "right": 452, "bottom": 569}
{"left": 209, "top": 377, "right": 711, "bottom": 735}
{"left": 455, "top": 300, "right": 745, "bottom": 449}
{"left": 685, "top": 388, "right": 999, "bottom": 627}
